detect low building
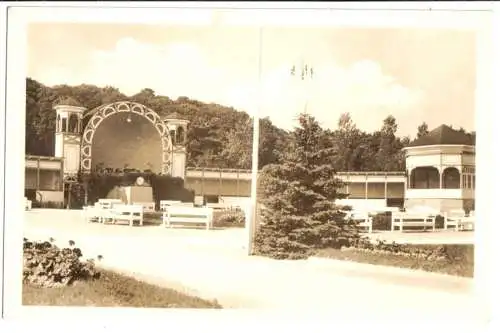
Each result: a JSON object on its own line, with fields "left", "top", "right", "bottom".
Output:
{"left": 23, "top": 100, "right": 474, "bottom": 213}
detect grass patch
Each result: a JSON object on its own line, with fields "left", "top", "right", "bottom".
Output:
{"left": 23, "top": 268, "right": 222, "bottom": 308}
{"left": 315, "top": 244, "right": 474, "bottom": 278}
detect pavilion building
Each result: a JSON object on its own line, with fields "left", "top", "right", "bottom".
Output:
{"left": 404, "top": 124, "right": 475, "bottom": 212}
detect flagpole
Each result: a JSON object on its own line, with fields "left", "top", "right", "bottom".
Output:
{"left": 247, "top": 25, "right": 263, "bottom": 255}
{"left": 291, "top": 57, "right": 314, "bottom": 115}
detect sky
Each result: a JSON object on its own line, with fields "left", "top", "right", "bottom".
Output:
{"left": 27, "top": 23, "right": 476, "bottom": 138}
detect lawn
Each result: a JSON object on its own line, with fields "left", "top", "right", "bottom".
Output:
{"left": 315, "top": 244, "right": 474, "bottom": 278}
{"left": 23, "top": 268, "right": 222, "bottom": 308}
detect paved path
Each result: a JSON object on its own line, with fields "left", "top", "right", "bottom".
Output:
{"left": 23, "top": 209, "right": 483, "bottom": 320}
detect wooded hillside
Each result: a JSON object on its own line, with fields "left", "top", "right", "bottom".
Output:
{"left": 26, "top": 78, "right": 475, "bottom": 172}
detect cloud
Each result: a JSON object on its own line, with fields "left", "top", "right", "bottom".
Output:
{"left": 257, "top": 59, "right": 424, "bottom": 134}
{"left": 35, "top": 38, "right": 423, "bottom": 134}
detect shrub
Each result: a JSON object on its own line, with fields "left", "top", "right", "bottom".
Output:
{"left": 344, "top": 238, "right": 471, "bottom": 263}
{"left": 83, "top": 172, "right": 194, "bottom": 206}
{"left": 213, "top": 210, "right": 245, "bottom": 227}
{"left": 37, "top": 201, "right": 64, "bottom": 209}
{"left": 23, "top": 238, "right": 100, "bottom": 288}
{"left": 372, "top": 212, "right": 392, "bottom": 231}
{"left": 435, "top": 215, "right": 445, "bottom": 229}
{"left": 254, "top": 114, "right": 359, "bottom": 260}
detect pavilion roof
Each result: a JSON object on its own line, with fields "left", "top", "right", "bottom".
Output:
{"left": 407, "top": 124, "right": 475, "bottom": 147}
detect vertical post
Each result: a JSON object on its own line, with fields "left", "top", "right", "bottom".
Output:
{"left": 364, "top": 174, "right": 368, "bottom": 200}
{"left": 407, "top": 168, "right": 410, "bottom": 189}
{"left": 36, "top": 157, "right": 40, "bottom": 193}
{"left": 459, "top": 167, "right": 464, "bottom": 189}
{"left": 346, "top": 173, "right": 350, "bottom": 196}
{"left": 364, "top": 174, "right": 369, "bottom": 212}
{"left": 219, "top": 168, "right": 222, "bottom": 202}
{"left": 439, "top": 166, "right": 443, "bottom": 189}
{"left": 247, "top": 26, "right": 262, "bottom": 256}
{"left": 84, "top": 180, "right": 88, "bottom": 206}
{"left": 403, "top": 172, "right": 408, "bottom": 209}
{"left": 384, "top": 173, "right": 388, "bottom": 205}
{"left": 201, "top": 168, "right": 205, "bottom": 203}
{"left": 236, "top": 171, "right": 240, "bottom": 197}
{"left": 60, "top": 159, "right": 64, "bottom": 191}
{"left": 67, "top": 182, "right": 72, "bottom": 210}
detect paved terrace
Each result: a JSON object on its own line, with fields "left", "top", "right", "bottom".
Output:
{"left": 23, "top": 209, "right": 481, "bottom": 320}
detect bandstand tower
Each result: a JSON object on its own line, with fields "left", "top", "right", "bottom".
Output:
{"left": 163, "top": 112, "right": 190, "bottom": 179}
{"left": 403, "top": 124, "right": 475, "bottom": 213}
{"left": 53, "top": 99, "right": 86, "bottom": 183}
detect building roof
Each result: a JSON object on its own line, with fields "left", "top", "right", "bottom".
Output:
{"left": 54, "top": 96, "right": 83, "bottom": 107}
{"left": 407, "top": 124, "right": 475, "bottom": 147}
{"left": 163, "top": 112, "right": 188, "bottom": 121}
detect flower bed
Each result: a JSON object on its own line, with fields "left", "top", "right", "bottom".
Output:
{"left": 315, "top": 238, "right": 473, "bottom": 277}
{"left": 213, "top": 209, "right": 245, "bottom": 228}
{"left": 23, "top": 237, "right": 223, "bottom": 308}
{"left": 23, "top": 238, "right": 100, "bottom": 288}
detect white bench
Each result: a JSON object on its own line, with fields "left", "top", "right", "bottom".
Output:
{"left": 133, "top": 202, "right": 156, "bottom": 213}
{"left": 97, "top": 199, "right": 123, "bottom": 210}
{"left": 159, "top": 200, "right": 182, "bottom": 211}
{"left": 206, "top": 203, "right": 231, "bottom": 211}
{"left": 25, "top": 197, "right": 32, "bottom": 210}
{"left": 83, "top": 199, "right": 123, "bottom": 223}
{"left": 160, "top": 201, "right": 194, "bottom": 212}
{"left": 391, "top": 212, "right": 436, "bottom": 232}
{"left": 444, "top": 209, "right": 475, "bottom": 231}
{"left": 345, "top": 211, "right": 373, "bottom": 233}
{"left": 109, "top": 204, "right": 144, "bottom": 226}
{"left": 162, "top": 206, "right": 214, "bottom": 230}
{"left": 83, "top": 205, "right": 104, "bottom": 223}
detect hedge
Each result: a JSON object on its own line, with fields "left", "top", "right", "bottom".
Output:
{"left": 68, "top": 172, "right": 194, "bottom": 208}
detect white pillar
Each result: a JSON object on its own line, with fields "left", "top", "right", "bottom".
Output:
{"left": 384, "top": 174, "right": 388, "bottom": 204}
{"left": 246, "top": 25, "right": 263, "bottom": 256}
{"left": 346, "top": 174, "right": 350, "bottom": 195}
{"left": 438, "top": 166, "right": 443, "bottom": 189}
{"left": 364, "top": 174, "right": 368, "bottom": 200}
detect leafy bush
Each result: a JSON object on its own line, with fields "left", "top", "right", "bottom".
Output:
{"left": 213, "top": 210, "right": 245, "bottom": 227}
{"left": 83, "top": 172, "right": 194, "bottom": 206}
{"left": 36, "top": 201, "right": 64, "bottom": 209}
{"left": 23, "top": 238, "right": 100, "bottom": 288}
{"left": 435, "top": 215, "right": 445, "bottom": 229}
{"left": 372, "top": 212, "right": 392, "bottom": 230}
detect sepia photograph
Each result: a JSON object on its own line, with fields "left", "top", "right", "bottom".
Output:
{"left": 253, "top": 25, "right": 480, "bottom": 309}
{"left": 21, "top": 21, "right": 263, "bottom": 309}
{"left": 1, "top": 3, "right": 497, "bottom": 327}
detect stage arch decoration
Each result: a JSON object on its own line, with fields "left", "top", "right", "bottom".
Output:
{"left": 81, "top": 101, "right": 173, "bottom": 174}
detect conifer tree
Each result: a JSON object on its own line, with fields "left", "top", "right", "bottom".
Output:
{"left": 254, "top": 113, "right": 361, "bottom": 259}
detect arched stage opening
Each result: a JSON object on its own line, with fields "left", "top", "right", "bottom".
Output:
{"left": 81, "top": 101, "right": 173, "bottom": 175}
{"left": 91, "top": 112, "right": 163, "bottom": 173}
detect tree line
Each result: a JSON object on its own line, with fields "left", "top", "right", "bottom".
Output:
{"left": 25, "top": 78, "right": 474, "bottom": 172}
